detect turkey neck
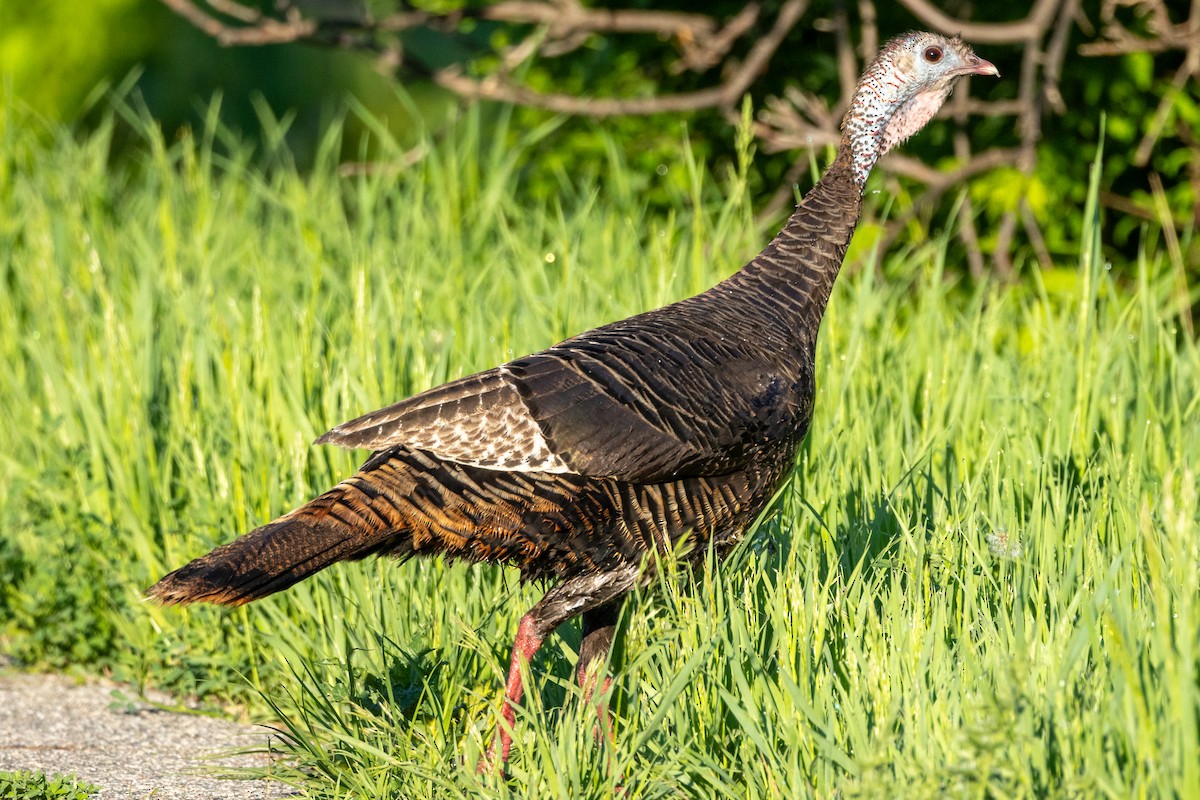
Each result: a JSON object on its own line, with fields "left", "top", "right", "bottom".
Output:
{"left": 720, "top": 154, "right": 863, "bottom": 345}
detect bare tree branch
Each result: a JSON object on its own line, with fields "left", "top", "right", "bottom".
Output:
{"left": 373, "top": 2, "right": 718, "bottom": 37}
{"left": 1131, "top": 0, "right": 1200, "bottom": 166}
{"left": 431, "top": 0, "right": 806, "bottom": 117}
{"left": 670, "top": 3, "right": 762, "bottom": 75}
{"left": 160, "top": 0, "right": 315, "bottom": 45}
{"left": 1042, "top": 0, "right": 1080, "bottom": 114}
{"left": 896, "top": 0, "right": 1062, "bottom": 43}
{"left": 883, "top": 149, "right": 1025, "bottom": 203}
{"left": 857, "top": 0, "right": 878, "bottom": 65}
{"left": 206, "top": 0, "right": 257, "bottom": 23}
{"left": 951, "top": 89, "right": 985, "bottom": 280}
{"left": 1079, "top": 0, "right": 1200, "bottom": 55}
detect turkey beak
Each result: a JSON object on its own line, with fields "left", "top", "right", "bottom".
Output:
{"left": 959, "top": 55, "right": 999, "bottom": 78}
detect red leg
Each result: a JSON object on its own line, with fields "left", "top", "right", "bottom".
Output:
{"left": 484, "top": 613, "right": 544, "bottom": 767}
{"left": 578, "top": 603, "right": 619, "bottom": 745}
{"left": 478, "top": 567, "right": 637, "bottom": 773}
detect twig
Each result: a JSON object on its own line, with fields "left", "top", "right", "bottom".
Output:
{"left": 857, "top": 0, "right": 878, "bottom": 64}
{"left": 1020, "top": 200, "right": 1054, "bottom": 271}
{"left": 671, "top": 4, "right": 762, "bottom": 75}
{"left": 472, "top": 2, "right": 717, "bottom": 37}
{"left": 337, "top": 144, "right": 429, "bottom": 177}
{"left": 160, "top": 0, "right": 315, "bottom": 45}
{"left": 880, "top": 148, "right": 1025, "bottom": 264}
{"left": 834, "top": 5, "right": 857, "bottom": 110}
{"left": 756, "top": 155, "right": 823, "bottom": 225}
{"left": 1133, "top": 0, "right": 1200, "bottom": 166}
{"left": 897, "top": 0, "right": 1063, "bottom": 43}
{"left": 1080, "top": 0, "right": 1200, "bottom": 54}
{"left": 951, "top": 93, "right": 985, "bottom": 279}
{"left": 207, "top": 0, "right": 258, "bottom": 23}
{"left": 431, "top": 0, "right": 806, "bottom": 118}
{"left": 1042, "top": 0, "right": 1081, "bottom": 113}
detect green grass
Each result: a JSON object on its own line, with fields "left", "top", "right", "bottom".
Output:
{"left": 0, "top": 771, "right": 99, "bottom": 800}
{"left": 1, "top": 100, "right": 1197, "bottom": 798}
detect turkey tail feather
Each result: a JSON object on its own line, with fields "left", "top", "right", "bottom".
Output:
{"left": 147, "top": 474, "right": 411, "bottom": 607}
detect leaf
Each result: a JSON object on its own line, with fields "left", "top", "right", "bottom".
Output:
{"left": 1125, "top": 52, "right": 1154, "bottom": 92}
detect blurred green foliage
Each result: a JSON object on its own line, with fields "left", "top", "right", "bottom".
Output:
{"left": 0, "top": 0, "right": 154, "bottom": 119}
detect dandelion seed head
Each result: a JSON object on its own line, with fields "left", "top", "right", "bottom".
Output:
{"left": 986, "top": 528, "right": 1022, "bottom": 559}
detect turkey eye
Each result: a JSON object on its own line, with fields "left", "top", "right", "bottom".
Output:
{"left": 924, "top": 46, "right": 943, "bottom": 63}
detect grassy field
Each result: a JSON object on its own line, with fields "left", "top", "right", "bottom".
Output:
{"left": 1, "top": 102, "right": 1197, "bottom": 798}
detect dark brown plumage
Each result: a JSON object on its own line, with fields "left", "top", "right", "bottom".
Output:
{"left": 148, "top": 32, "right": 997, "bottom": 765}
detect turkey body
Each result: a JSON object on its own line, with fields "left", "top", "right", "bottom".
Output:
{"left": 148, "top": 30, "right": 998, "bottom": 767}
{"left": 151, "top": 166, "right": 861, "bottom": 606}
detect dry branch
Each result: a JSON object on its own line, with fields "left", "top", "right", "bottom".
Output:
{"left": 430, "top": 0, "right": 805, "bottom": 117}
{"left": 160, "top": 0, "right": 315, "bottom": 45}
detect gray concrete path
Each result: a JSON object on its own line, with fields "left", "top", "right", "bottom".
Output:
{"left": 0, "top": 672, "right": 298, "bottom": 800}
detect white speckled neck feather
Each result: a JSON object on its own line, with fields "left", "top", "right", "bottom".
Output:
{"left": 838, "top": 32, "right": 993, "bottom": 190}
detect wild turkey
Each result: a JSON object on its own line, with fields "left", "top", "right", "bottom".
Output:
{"left": 148, "top": 32, "right": 997, "bottom": 765}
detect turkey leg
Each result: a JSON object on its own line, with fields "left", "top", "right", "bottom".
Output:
{"left": 579, "top": 601, "right": 620, "bottom": 742}
{"left": 485, "top": 565, "right": 638, "bottom": 768}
